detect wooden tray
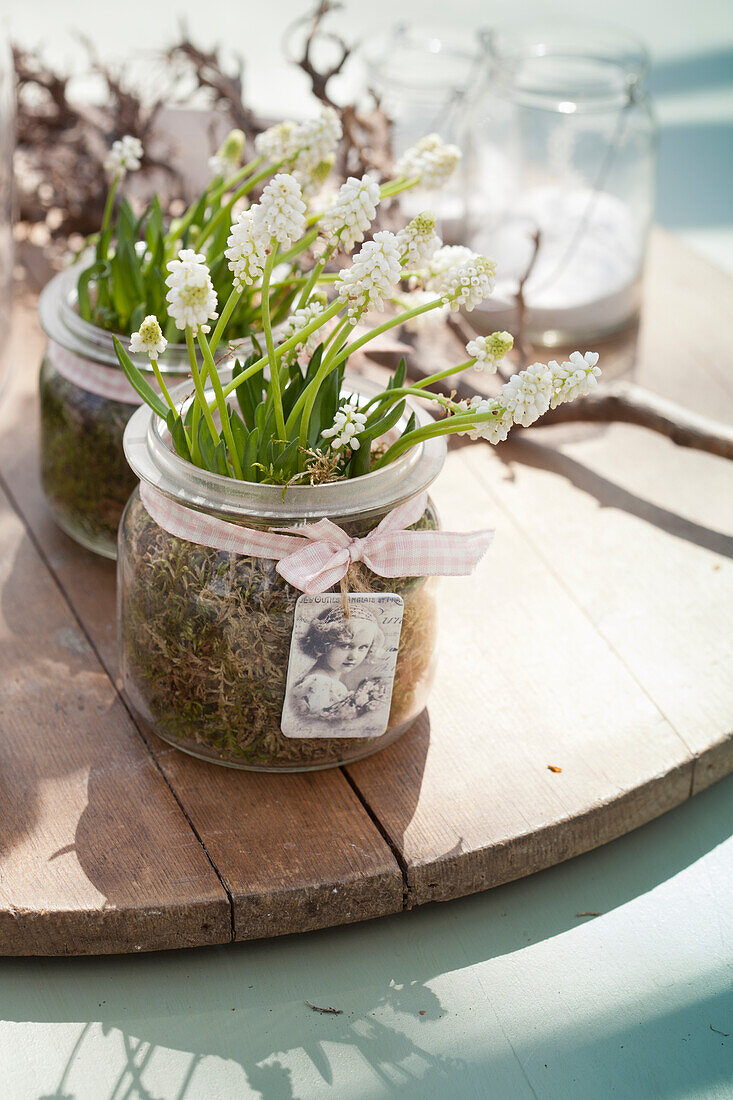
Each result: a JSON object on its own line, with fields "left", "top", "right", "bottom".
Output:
{"left": 1, "top": 229, "right": 731, "bottom": 955}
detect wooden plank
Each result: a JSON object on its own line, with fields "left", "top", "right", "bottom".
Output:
{"left": 345, "top": 454, "right": 696, "bottom": 904}
{"left": 0, "top": 481, "right": 231, "bottom": 955}
{"left": 0, "top": 296, "right": 405, "bottom": 943}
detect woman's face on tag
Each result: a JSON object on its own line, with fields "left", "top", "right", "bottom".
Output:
{"left": 324, "top": 621, "right": 376, "bottom": 674}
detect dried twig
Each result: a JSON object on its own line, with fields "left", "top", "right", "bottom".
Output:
{"left": 305, "top": 1000, "right": 343, "bottom": 1015}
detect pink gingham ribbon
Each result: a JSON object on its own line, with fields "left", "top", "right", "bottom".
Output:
{"left": 48, "top": 340, "right": 145, "bottom": 404}
{"left": 140, "top": 483, "right": 493, "bottom": 595}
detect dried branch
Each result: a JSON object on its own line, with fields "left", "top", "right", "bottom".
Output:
{"left": 284, "top": 0, "right": 393, "bottom": 178}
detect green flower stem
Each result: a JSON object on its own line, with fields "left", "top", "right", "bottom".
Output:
{"left": 297, "top": 244, "right": 334, "bottom": 309}
{"left": 186, "top": 327, "right": 220, "bottom": 452}
{"left": 290, "top": 315, "right": 353, "bottom": 452}
{"left": 96, "top": 175, "right": 120, "bottom": 261}
{"left": 209, "top": 155, "right": 266, "bottom": 204}
{"left": 362, "top": 385, "right": 447, "bottom": 420}
{"left": 375, "top": 407, "right": 506, "bottom": 468}
{"left": 328, "top": 297, "right": 447, "bottom": 372}
{"left": 197, "top": 163, "right": 280, "bottom": 252}
{"left": 410, "top": 359, "right": 476, "bottom": 389}
{"left": 220, "top": 298, "right": 344, "bottom": 402}
{"left": 149, "top": 358, "right": 177, "bottom": 415}
{"left": 164, "top": 156, "right": 268, "bottom": 248}
{"left": 379, "top": 176, "right": 420, "bottom": 199}
{"left": 209, "top": 285, "right": 244, "bottom": 356}
{"left": 261, "top": 249, "right": 286, "bottom": 441}
{"left": 197, "top": 331, "right": 243, "bottom": 478}
{"left": 278, "top": 226, "right": 319, "bottom": 264}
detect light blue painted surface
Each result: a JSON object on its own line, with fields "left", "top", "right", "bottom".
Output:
{"left": 1, "top": 777, "right": 731, "bottom": 1098}
{"left": 1, "top": 3, "right": 732, "bottom": 1097}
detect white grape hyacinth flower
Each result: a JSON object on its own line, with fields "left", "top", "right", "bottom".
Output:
{"left": 321, "top": 399, "right": 368, "bottom": 451}
{"left": 467, "top": 331, "right": 514, "bottom": 373}
{"left": 395, "top": 133, "right": 461, "bottom": 189}
{"left": 225, "top": 207, "right": 267, "bottom": 288}
{"left": 293, "top": 106, "right": 342, "bottom": 178}
{"left": 165, "top": 250, "right": 218, "bottom": 334}
{"left": 282, "top": 299, "right": 330, "bottom": 363}
{"left": 336, "top": 231, "right": 402, "bottom": 319}
{"left": 426, "top": 245, "right": 475, "bottom": 285}
{"left": 255, "top": 173, "right": 306, "bottom": 250}
{"left": 549, "top": 351, "right": 601, "bottom": 406}
{"left": 320, "top": 174, "right": 381, "bottom": 252}
{"left": 396, "top": 212, "right": 441, "bottom": 270}
{"left": 434, "top": 254, "right": 497, "bottom": 312}
{"left": 129, "top": 315, "right": 167, "bottom": 360}
{"left": 254, "top": 120, "right": 299, "bottom": 165}
{"left": 104, "top": 135, "right": 143, "bottom": 178}
{"left": 501, "top": 362, "right": 554, "bottom": 427}
{"left": 460, "top": 395, "right": 514, "bottom": 444}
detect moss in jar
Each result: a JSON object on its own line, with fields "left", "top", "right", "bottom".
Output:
{"left": 39, "top": 359, "right": 139, "bottom": 553}
{"left": 119, "top": 491, "right": 439, "bottom": 769}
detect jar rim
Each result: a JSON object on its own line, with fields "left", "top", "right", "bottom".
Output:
{"left": 38, "top": 262, "right": 261, "bottom": 374}
{"left": 483, "top": 19, "right": 650, "bottom": 113}
{"left": 124, "top": 372, "right": 447, "bottom": 523}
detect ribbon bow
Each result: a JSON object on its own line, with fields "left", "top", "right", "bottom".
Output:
{"left": 140, "top": 483, "right": 493, "bottom": 595}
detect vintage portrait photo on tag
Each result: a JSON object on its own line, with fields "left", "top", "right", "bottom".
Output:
{"left": 281, "top": 593, "right": 404, "bottom": 739}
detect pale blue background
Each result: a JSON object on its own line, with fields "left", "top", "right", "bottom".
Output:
{"left": 1, "top": 2, "right": 732, "bottom": 1097}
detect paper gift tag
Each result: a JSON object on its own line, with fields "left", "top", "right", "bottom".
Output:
{"left": 280, "top": 592, "right": 404, "bottom": 739}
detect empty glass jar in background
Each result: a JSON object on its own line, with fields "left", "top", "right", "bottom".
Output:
{"left": 0, "top": 36, "right": 15, "bottom": 403}
{"left": 467, "top": 23, "right": 657, "bottom": 346}
{"left": 363, "top": 25, "right": 483, "bottom": 243}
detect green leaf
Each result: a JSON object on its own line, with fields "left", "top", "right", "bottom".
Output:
{"left": 228, "top": 407, "right": 249, "bottom": 464}
{"left": 392, "top": 356, "right": 407, "bottom": 390}
{"left": 113, "top": 337, "right": 168, "bottom": 419}
{"left": 76, "top": 261, "right": 107, "bottom": 322}
{"left": 213, "top": 439, "right": 231, "bottom": 477}
{"left": 197, "top": 417, "right": 218, "bottom": 472}
{"left": 243, "top": 426, "right": 260, "bottom": 481}
{"left": 166, "top": 409, "right": 192, "bottom": 462}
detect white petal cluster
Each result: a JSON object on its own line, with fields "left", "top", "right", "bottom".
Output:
{"left": 225, "top": 208, "right": 267, "bottom": 288}
{"left": 467, "top": 331, "right": 514, "bottom": 373}
{"left": 335, "top": 231, "right": 402, "bottom": 319}
{"left": 548, "top": 351, "right": 601, "bottom": 407}
{"left": 395, "top": 133, "right": 461, "bottom": 188}
{"left": 257, "top": 173, "right": 306, "bottom": 249}
{"left": 321, "top": 399, "right": 368, "bottom": 451}
{"left": 165, "top": 250, "right": 218, "bottom": 334}
{"left": 460, "top": 396, "right": 514, "bottom": 443}
{"left": 433, "top": 254, "right": 496, "bottom": 312}
{"left": 104, "top": 135, "right": 143, "bottom": 178}
{"left": 209, "top": 128, "right": 246, "bottom": 177}
{"left": 255, "top": 120, "right": 299, "bottom": 164}
{"left": 397, "top": 290, "right": 449, "bottom": 333}
{"left": 320, "top": 174, "right": 380, "bottom": 253}
{"left": 396, "top": 212, "right": 441, "bottom": 269}
{"left": 500, "top": 362, "right": 554, "bottom": 427}
{"left": 292, "top": 107, "right": 342, "bottom": 178}
{"left": 129, "top": 315, "right": 167, "bottom": 361}
{"left": 425, "top": 245, "right": 475, "bottom": 283}
{"left": 282, "top": 299, "right": 330, "bottom": 362}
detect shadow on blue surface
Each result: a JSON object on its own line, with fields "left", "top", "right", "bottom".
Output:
{"left": 3, "top": 773, "right": 732, "bottom": 1099}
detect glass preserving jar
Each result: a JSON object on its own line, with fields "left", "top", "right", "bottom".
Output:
{"left": 363, "top": 24, "right": 484, "bottom": 243}
{"left": 39, "top": 263, "right": 230, "bottom": 559}
{"left": 118, "top": 375, "right": 447, "bottom": 771}
{"left": 467, "top": 22, "right": 657, "bottom": 346}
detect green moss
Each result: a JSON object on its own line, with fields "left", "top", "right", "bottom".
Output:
{"left": 119, "top": 491, "right": 439, "bottom": 769}
{"left": 39, "top": 358, "right": 139, "bottom": 556}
